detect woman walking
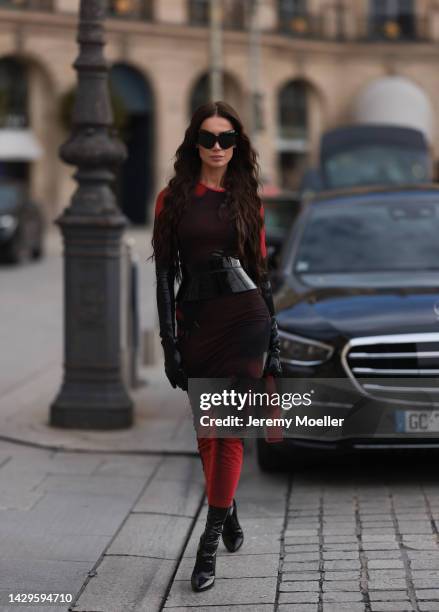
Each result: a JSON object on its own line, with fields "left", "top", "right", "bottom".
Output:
{"left": 150, "top": 101, "right": 282, "bottom": 592}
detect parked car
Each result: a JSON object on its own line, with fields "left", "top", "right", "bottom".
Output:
{"left": 264, "top": 125, "right": 432, "bottom": 270}
{"left": 0, "top": 180, "right": 44, "bottom": 263}
{"left": 262, "top": 191, "right": 301, "bottom": 269}
{"left": 258, "top": 184, "right": 439, "bottom": 470}
{"left": 300, "top": 124, "right": 432, "bottom": 196}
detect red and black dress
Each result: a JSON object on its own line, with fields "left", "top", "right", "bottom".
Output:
{"left": 154, "top": 181, "right": 271, "bottom": 508}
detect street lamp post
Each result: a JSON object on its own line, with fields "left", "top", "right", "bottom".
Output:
{"left": 335, "top": 0, "right": 345, "bottom": 41}
{"left": 209, "top": 0, "right": 224, "bottom": 101}
{"left": 248, "top": 0, "right": 264, "bottom": 145}
{"left": 50, "top": 0, "right": 134, "bottom": 429}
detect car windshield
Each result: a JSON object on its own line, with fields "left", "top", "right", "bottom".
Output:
{"left": 293, "top": 197, "right": 439, "bottom": 274}
{"left": 0, "top": 184, "right": 20, "bottom": 211}
{"left": 324, "top": 146, "right": 428, "bottom": 189}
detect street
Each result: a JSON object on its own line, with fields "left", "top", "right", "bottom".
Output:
{"left": 1, "top": 230, "right": 439, "bottom": 612}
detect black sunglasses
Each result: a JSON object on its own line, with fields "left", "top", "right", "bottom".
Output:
{"left": 197, "top": 129, "right": 237, "bottom": 149}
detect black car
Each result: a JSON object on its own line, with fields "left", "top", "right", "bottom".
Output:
{"left": 258, "top": 184, "right": 439, "bottom": 470}
{"left": 0, "top": 180, "right": 44, "bottom": 263}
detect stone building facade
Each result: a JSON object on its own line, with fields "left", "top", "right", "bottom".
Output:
{"left": 0, "top": 0, "right": 439, "bottom": 226}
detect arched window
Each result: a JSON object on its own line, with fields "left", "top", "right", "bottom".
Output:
{"left": 369, "top": 0, "right": 415, "bottom": 40}
{"left": 189, "top": 74, "right": 210, "bottom": 117}
{"left": 188, "top": 72, "right": 242, "bottom": 119}
{"left": 109, "top": 63, "right": 155, "bottom": 224}
{"left": 278, "top": 80, "right": 307, "bottom": 140}
{"left": 188, "top": 0, "right": 209, "bottom": 26}
{"left": 0, "top": 57, "right": 28, "bottom": 128}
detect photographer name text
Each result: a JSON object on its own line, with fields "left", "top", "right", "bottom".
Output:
{"left": 199, "top": 415, "right": 344, "bottom": 428}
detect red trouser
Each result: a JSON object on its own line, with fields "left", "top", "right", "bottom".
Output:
{"left": 197, "top": 437, "right": 244, "bottom": 508}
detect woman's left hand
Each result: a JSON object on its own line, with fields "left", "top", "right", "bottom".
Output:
{"left": 264, "top": 317, "right": 282, "bottom": 377}
{"left": 263, "top": 351, "right": 282, "bottom": 377}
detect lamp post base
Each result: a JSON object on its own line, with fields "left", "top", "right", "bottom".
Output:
{"left": 50, "top": 213, "right": 134, "bottom": 430}
{"left": 50, "top": 382, "right": 133, "bottom": 429}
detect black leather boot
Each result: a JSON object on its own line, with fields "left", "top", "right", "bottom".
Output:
{"left": 191, "top": 505, "right": 229, "bottom": 592}
{"left": 222, "top": 498, "right": 244, "bottom": 552}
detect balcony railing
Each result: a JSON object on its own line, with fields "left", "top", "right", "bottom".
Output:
{"left": 0, "top": 0, "right": 154, "bottom": 19}
{"left": 365, "top": 15, "right": 429, "bottom": 42}
{"left": 0, "top": 0, "right": 54, "bottom": 10}
{"left": 278, "top": 13, "right": 326, "bottom": 39}
{"left": 0, "top": 0, "right": 437, "bottom": 43}
{"left": 277, "top": 10, "right": 434, "bottom": 43}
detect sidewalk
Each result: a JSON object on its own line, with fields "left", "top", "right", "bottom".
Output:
{"left": 0, "top": 361, "right": 197, "bottom": 454}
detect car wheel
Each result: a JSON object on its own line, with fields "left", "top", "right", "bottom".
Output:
{"left": 256, "top": 437, "right": 284, "bottom": 472}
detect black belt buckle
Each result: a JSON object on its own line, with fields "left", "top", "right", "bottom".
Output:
{"left": 180, "top": 252, "right": 257, "bottom": 301}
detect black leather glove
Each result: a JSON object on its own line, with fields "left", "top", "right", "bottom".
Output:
{"left": 259, "top": 274, "right": 282, "bottom": 377}
{"left": 155, "top": 259, "right": 188, "bottom": 391}
{"left": 161, "top": 337, "right": 188, "bottom": 392}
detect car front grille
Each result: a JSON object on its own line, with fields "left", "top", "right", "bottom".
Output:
{"left": 341, "top": 333, "right": 439, "bottom": 406}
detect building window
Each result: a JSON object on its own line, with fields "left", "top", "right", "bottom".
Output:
{"left": 0, "top": 0, "right": 53, "bottom": 9}
{"left": 278, "top": 0, "right": 309, "bottom": 34}
{"left": 278, "top": 80, "right": 307, "bottom": 140}
{"left": 223, "top": 0, "right": 246, "bottom": 30}
{"left": 277, "top": 80, "right": 308, "bottom": 190}
{"left": 108, "top": 0, "right": 153, "bottom": 20}
{"left": 0, "top": 57, "right": 28, "bottom": 129}
{"left": 188, "top": 1, "right": 246, "bottom": 29}
{"left": 189, "top": 0, "right": 209, "bottom": 26}
{"left": 369, "top": 0, "right": 415, "bottom": 40}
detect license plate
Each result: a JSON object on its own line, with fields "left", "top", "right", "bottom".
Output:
{"left": 395, "top": 410, "right": 439, "bottom": 433}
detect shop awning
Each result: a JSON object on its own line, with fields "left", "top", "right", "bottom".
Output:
{"left": 0, "top": 128, "right": 43, "bottom": 161}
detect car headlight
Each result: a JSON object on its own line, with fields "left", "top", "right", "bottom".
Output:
{"left": 0, "top": 214, "right": 18, "bottom": 232}
{"left": 279, "top": 329, "right": 334, "bottom": 366}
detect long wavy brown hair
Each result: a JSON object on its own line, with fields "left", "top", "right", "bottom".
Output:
{"left": 149, "top": 100, "right": 267, "bottom": 284}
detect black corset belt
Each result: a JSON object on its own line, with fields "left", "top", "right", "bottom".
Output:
{"left": 177, "top": 251, "right": 257, "bottom": 302}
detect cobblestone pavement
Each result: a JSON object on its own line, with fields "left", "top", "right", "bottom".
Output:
{"left": 154, "top": 453, "right": 439, "bottom": 612}
{"left": 275, "top": 459, "right": 439, "bottom": 612}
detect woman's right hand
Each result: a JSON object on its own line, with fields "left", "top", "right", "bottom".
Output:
{"left": 163, "top": 340, "right": 188, "bottom": 391}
